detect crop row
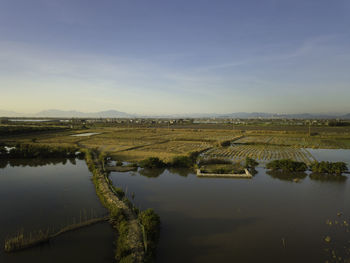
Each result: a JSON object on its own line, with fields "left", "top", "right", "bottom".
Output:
{"left": 204, "top": 145, "right": 316, "bottom": 164}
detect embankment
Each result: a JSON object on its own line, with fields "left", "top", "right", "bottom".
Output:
{"left": 84, "top": 149, "right": 154, "bottom": 263}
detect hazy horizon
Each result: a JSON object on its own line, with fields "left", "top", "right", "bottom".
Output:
{"left": 1, "top": 108, "right": 349, "bottom": 118}
{"left": 1, "top": 0, "right": 350, "bottom": 114}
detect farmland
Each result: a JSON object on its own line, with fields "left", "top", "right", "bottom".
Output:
{"left": 203, "top": 145, "right": 316, "bottom": 164}
{"left": 1, "top": 124, "right": 350, "bottom": 163}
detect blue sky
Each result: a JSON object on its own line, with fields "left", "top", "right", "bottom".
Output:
{"left": 1, "top": 0, "right": 349, "bottom": 114}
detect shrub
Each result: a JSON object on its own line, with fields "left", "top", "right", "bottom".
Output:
{"left": 245, "top": 157, "right": 259, "bottom": 169}
{"left": 139, "top": 157, "right": 166, "bottom": 168}
{"left": 219, "top": 140, "right": 231, "bottom": 147}
{"left": 310, "top": 161, "right": 348, "bottom": 175}
{"left": 112, "top": 186, "right": 125, "bottom": 199}
{"left": 171, "top": 156, "right": 193, "bottom": 168}
{"left": 139, "top": 209, "right": 160, "bottom": 262}
{"left": 198, "top": 158, "right": 232, "bottom": 166}
{"left": 266, "top": 159, "right": 307, "bottom": 173}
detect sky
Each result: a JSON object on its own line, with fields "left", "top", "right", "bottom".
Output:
{"left": 1, "top": 0, "right": 350, "bottom": 115}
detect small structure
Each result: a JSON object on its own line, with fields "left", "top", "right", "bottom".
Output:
{"left": 196, "top": 168, "right": 252, "bottom": 178}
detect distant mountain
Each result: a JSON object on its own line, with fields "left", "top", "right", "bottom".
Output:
{"left": 0, "top": 110, "right": 23, "bottom": 117}
{"left": 219, "top": 112, "right": 349, "bottom": 119}
{"left": 35, "top": 109, "right": 133, "bottom": 118}
{"left": 1, "top": 109, "right": 349, "bottom": 119}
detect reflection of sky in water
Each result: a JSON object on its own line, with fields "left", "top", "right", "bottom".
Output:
{"left": 71, "top": 132, "right": 100, "bottom": 137}
{"left": 111, "top": 166, "right": 350, "bottom": 263}
{"left": 0, "top": 159, "right": 113, "bottom": 263}
{"left": 307, "top": 148, "right": 350, "bottom": 164}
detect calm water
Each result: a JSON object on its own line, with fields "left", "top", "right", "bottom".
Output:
{"left": 71, "top": 133, "right": 100, "bottom": 137}
{"left": 1, "top": 153, "right": 349, "bottom": 263}
{"left": 308, "top": 148, "right": 350, "bottom": 163}
{"left": 111, "top": 167, "right": 350, "bottom": 263}
{"left": 0, "top": 158, "right": 114, "bottom": 263}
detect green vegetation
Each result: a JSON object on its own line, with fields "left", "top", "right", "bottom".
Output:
{"left": 244, "top": 157, "right": 259, "bottom": 169}
{"left": 266, "top": 159, "right": 308, "bottom": 173}
{"left": 138, "top": 209, "right": 161, "bottom": 262}
{"left": 200, "top": 163, "right": 245, "bottom": 174}
{"left": 4, "top": 215, "right": 108, "bottom": 253}
{"left": 219, "top": 140, "right": 231, "bottom": 147}
{"left": 140, "top": 152, "right": 201, "bottom": 169}
{"left": 0, "top": 125, "right": 68, "bottom": 136}
{"left": 139, "top": 157, "right": 166, "bottom": 168}
{"left": 170, "top": 156, "right": 193, "bottom": 168}
{"left": 84, "top": 149, "right": 156, "bottom": 262}
{"left": 0, "top": 144, "right": 82, "bottom": 159}
{"left": 112, "top": 186, "right": 126, "bottom": 199}
{"left": 310, "top": 161, "right": 348, "bottom": 175}
{"left": 266, "top": 170, "right": 308, "bottom": 182}
{"left": 198, "top": 158, "right": 232, "bottom": 166}
{"left": 309, "top": 173, "right": 347, "bottom": 182}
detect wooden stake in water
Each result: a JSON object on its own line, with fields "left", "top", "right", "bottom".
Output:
{"left": 282, "top": 238, "right": 286, "bottom": 249}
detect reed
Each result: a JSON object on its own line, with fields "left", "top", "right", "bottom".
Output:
{"left": 4, "top": 214, "right": 108, "bottom": 253}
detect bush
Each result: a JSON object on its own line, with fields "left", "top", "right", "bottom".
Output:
{"left": 310, "top": 161, "right": 348, "bottom": 175}
{"left": 245, "top": 157, "right": 259, "bottom": 169}
{"left": 266, "top": 159, "right": 307, "bottom": 173}
{"left": 112, "top": 186, "right": 125, "bottom": 199}
{"left": 171, "top": 156, "right": 193, "bottom": 168}
{"left": 6, "top": 144, "right": 78, "bottom": 159}
{"left": 139, "top": 157, "right": 166, "bottom": 169}
{"left": 139, "top": 209, "right": 160, "bottom": 262}
{"left": 200, "top": 163, "right": 245, "bottom": 174}
{"left": 198, "top": 158, "right": 232, "bottom": 166}
{"left": 219, "top": 140, "right": 231, "bottom": 147}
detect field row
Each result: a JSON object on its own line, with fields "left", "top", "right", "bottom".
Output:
{"left": 203, "top": 145, "right": 316, "bottom": 164}
{"left": 235, "top": 135, "right": 350, "bottom": 148}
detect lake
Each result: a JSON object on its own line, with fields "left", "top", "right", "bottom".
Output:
{"left": 0, "top": 158, "right": 114, "bottom": 263}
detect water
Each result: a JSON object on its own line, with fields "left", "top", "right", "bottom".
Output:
{"left": 0, "top": 158, "right": 114, "bottom": 263}
{"left": 110, "top": 167, "right": 350, "bottom": 263}
{"left": 71, "top": 133, "right": 100, "bottom": 137}
{"left": 9, "top": 119, "right": 52, "bottom": 122}
{"left": 1, "top": 152, "right": 349, "bottom": 263}
{"left": 307, "top": 148, "right": 350, "bottom": 163}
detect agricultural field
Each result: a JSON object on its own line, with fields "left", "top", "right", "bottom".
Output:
{"left": 235, "top": 135, "right": 350, "bottom": 149}
{"left": 1, "top": 125, "right": 350, "bottom": 163}
{"left": 203, "top": 145, "right": 316, "bottom": 164}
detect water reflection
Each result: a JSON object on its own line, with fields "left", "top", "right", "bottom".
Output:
{"left": 110, "top": 167, "right": 350, "bottom": 263}
{"left": 309, "top": 173, "right": 348, "bottom": 182}
{"left": 139, "top": 168, "right": 166, "bottom": 178}
{"left": 266, "top": 170, "right": 308, "bottom": 181}
{"left": 0, "top": 158, "right": 78, "bottom": 168}
{"left": 0, "top": 158, "right": 114, "bottom": 263}
{"left": 168, "top": 167, "right": 191, "bottom": 177}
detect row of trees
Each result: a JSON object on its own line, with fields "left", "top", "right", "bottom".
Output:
{"left": 310, "top": 161, "right": 348, "bottom": 175}
{"left": 139, "top": 151, "right": 202, "bottom": 169}
{"left": 0, "top": 144, "right": 82, "bottom": 159}
{"left": 266, "top": 159, "right": 348, "bottom": 175}
{"left": 0, "top": 126, "right": 67, "bottom": 136}
{"left": 266, "top": 159, "right": 308, "bottom": 172}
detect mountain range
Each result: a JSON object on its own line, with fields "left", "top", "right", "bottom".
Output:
{"left": 1, "top": 109, "right": 350, "bottom": 119}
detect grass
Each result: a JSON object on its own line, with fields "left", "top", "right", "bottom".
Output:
{"left": 84, "top": 149, "right": 149, "bottom": 263}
